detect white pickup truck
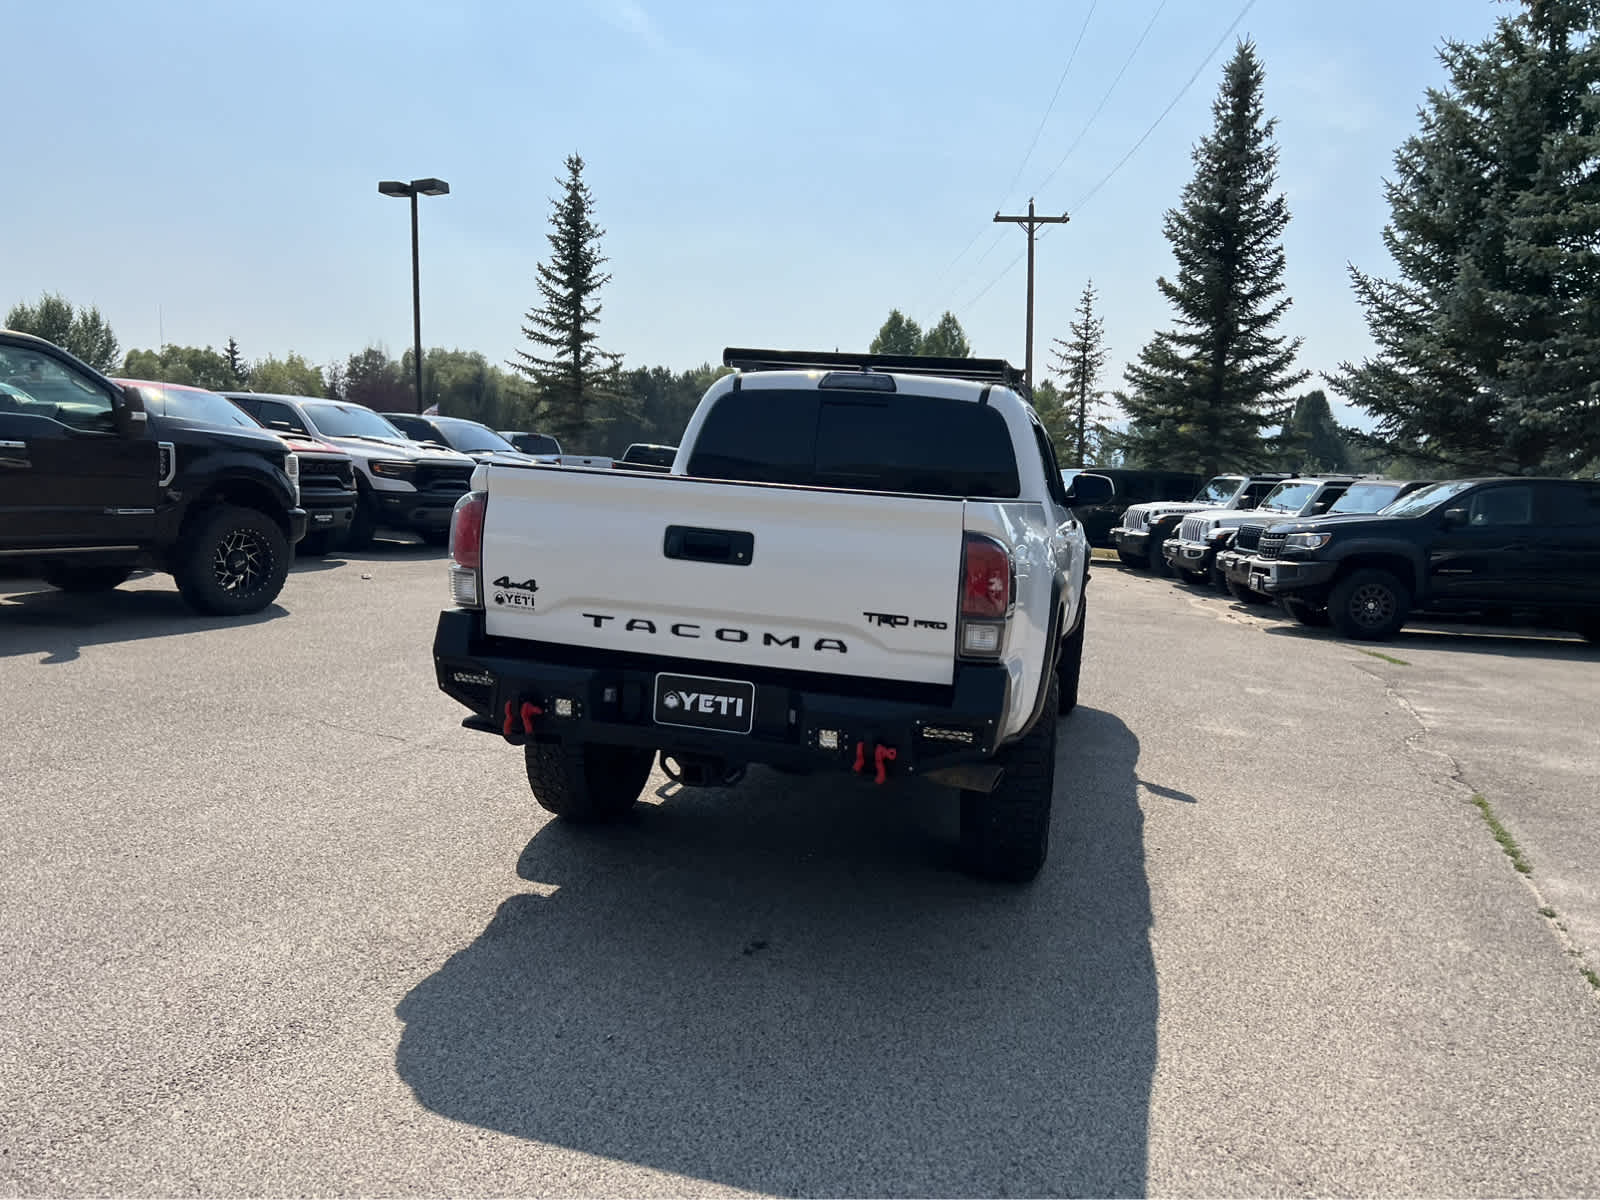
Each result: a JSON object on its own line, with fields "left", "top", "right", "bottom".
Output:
{"left": 432, "top": 348, "right": 1112, "bottom": 882}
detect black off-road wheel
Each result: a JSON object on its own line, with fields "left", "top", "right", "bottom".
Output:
{"left": 173, "top": 504, "right": 290, "bottom": 616}
{"left": 525, "top": 741, "right": 655, "bottom": 824}
{"left": 40, "top": 565, "right": 134, "bottom": 593}
{"left": 959, "top": 676, "right": 1058, "bottom": 884}
{"left": 1328, "top": 568, "right": 1411, "bottom": 641}
{"left": 1280, "top": 596, "right": 1331, "bottom": 627}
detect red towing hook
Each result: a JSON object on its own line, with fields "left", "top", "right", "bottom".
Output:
{"left": 502, "top": 701, "right": 545, "bottom": 742}
{"left": 851, "top": 740, "right": 899, "bottom": 784}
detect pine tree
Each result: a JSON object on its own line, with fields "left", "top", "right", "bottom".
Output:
{"left": 1281, "top": 388, "right": 1352, "bottom": 472}
{"left": 223, "top": 337, "right": 248, "bottom": 386}
{"left": 1331, "top": 0, "right": 1600, "bottom": 474}
{"left": 869, "top": 309, "right": 924, "bottom": 355}
{"left": 509, "top": 154, "right": 624, "bottom": 448}
{"left": 1049, "top": 281, "right": 1111, "bottom": 465}
{"left": 1116, "top": 41, "right": 1307, "bottom": 475}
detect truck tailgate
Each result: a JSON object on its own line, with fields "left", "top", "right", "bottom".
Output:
{"left": 479, "top": 466, "right": 966, "bottom": 685}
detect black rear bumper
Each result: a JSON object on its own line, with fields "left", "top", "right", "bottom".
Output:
{"left": 433, "top": 609, "right": 1013, "bottom": 783}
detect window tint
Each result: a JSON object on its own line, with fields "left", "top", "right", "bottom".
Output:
{"left": 0, "top": 346, "right": 116, "bottom": 431}
{"left": 688, "top": 388, "right": 1020, "bottom": 497}
{"left": 144, "top": 386, "right": 260, "bottom": 430}
{"left": 1467, "top": 485, "right": 1533, "bottom": 527}
{"left": 1159, "top": 476, "right": 1199, "bottom": 501}
{"left": 255, "top": 400, "right": 309, "bottom": 434}
{"left": 1544, "top": 483, "right": 1600, "bottom": 528}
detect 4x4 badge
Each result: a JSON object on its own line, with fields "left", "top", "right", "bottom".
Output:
{"left": 492, "top": 575, "right": 538, "bottom": 593}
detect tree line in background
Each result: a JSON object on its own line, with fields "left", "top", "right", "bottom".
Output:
{"left": 8, "top": 1, "right": 1596, "bottom": 476}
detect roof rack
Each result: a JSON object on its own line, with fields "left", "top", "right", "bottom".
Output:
{"left": 722, "top": 347, "right": 1027, "bottom": 390}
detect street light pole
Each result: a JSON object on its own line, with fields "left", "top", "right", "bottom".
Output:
{"left": 378, "top": 177, "right": 450, "bottom": 414}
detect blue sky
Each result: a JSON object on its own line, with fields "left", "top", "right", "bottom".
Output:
{"left": 9, "top": 0, "right": 1498, "bottom": 426}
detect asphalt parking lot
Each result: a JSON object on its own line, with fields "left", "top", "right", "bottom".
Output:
{"left": 3, "top": 546, "right": 1598, "bottom": 1196}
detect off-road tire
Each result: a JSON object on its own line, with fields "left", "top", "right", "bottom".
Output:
{"left": 525, "top": 741, "right": 655, "bottom": 824}
{"left": 1328, "top": 567, "right": 1410, "bottom": 641}
{"left": 959, "top": 676, "right": 1058, "bottom": 883}
{"left": 173, "top": 504, "right": 290, "bottom": 616}
{"left": 1226, "top": 576, "right": 1270, "bottom": 605}
{"left": 1148, "top": 535, "right": 1174, "bottom": 577}
{"left": 40, "top": 565, "right": 133, "bottom": 593}
{"left": 1117, "top": 548, "right": 1144, "bottom": 568}
{"left": 1280, "top": 596, "right": 1331, "bottom": 627}
{"left": 1178, "top": 566, "right": 1208, "bottom": 586}
{"left": 344, "top": 490, "right": 378, "bottom": 551}
{"left": 1057, "top": 610, "right": 1084, "bottom": 716}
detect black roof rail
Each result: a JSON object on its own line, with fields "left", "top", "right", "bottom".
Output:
{"left": 722, "top": 347, "right": 1027, "bottom": 390}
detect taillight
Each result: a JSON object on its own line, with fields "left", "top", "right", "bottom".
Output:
{"left": 449, "top": 491, "right": 486, "bottom": 568}
{"left": 448, "top": 490, "right": 486, "bottom": 608}
{"left": 959, "top": 533, "right": 1011, "bottom": 658}
{"left": 961, "top": 534, "right": 1011, "bottom": 618}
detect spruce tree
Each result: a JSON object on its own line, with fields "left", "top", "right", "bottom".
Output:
{"left": 1331, "top": 0, "right": 1600, "bottom": 474}
{"left": 1281, "top": 388, "right": 1352, "bottom": 472}
{"left": 224, "top": 337, "right": 248, "bottom": 386}
{"left": 1049, "top": 281, "right": 1111, "bottom": 465}
{"left": 1116, "top": 41, "right": 1307, "bottom": 474}
{"left": 509, "top": 154, "right": 623, "bottom": 447}
{"left": 920, "top": 311, "right": 972, "bottom": 357}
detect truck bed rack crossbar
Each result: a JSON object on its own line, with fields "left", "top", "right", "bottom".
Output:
{"left": 723, "top": 347, "right": 1025, "bottom": 389}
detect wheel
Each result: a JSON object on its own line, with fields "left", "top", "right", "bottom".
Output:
{"left": 1206, "top": 561, "right": 1227, "bottom": 591}
{"left": 959, "top": 676, "right": 1058, "bottom": 883}
{"left": 297, "top": 531, "right": 333, "bottom": 557}
{"left": 173, "top": 504, "right": 291, "bottom": 616}
{"left": 1056, "top": 609, "right": 1084, "bottom": 716}
{"left": 1226, "top": 576, "right": 1270, "bottom": 604}
{"left": 1280, "top": 596, "right": 1331, "bottom": 627}
{"left": 1117, "top": 548, "right": 1144, "bottom": 568}
{"left": 525, "top": 741, "right": 655, "bottom": 823}
{"left": 40, "top": 565, "right": 133, "bottom": 593}
{"left": 1148, "top": 535, "right": 1174, "bottom": 577}
{"left": 344, "top": 489, "right": 377, "bottom": 551}
{"left": 1327, "top": 568, "right": 1410, "bottom": 641}
{"left": 420, "top": 529, "right": 450, "bottom": 548}
{"left": 1178, "top": 567, "right": 1207, "bottom": 585}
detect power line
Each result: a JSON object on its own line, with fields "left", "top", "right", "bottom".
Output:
{"left": 955, "top": 0, "right": 1260, "bottom": 322}
{"left": 996, "top": 0, "right": 1099, "bottom": 208}
{"left": 1029, "top": 0, "right": 1169, "bottom": 200}
{"left": 1070, "top": 0, "right": 1260, "bottom": 213}
{"left": 916, "top": 2, "right": 1099, "bottom": 324}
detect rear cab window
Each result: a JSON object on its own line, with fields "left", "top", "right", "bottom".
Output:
{"left": 687, "top": 388, "right": 1021, "bottom": 498}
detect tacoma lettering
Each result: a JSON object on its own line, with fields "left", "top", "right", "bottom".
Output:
{"left": 578, "top": 613, "right": 846, "bottom": 653}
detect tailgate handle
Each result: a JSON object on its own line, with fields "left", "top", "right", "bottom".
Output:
{"left": 663, "top": 525, "right": 754, "bottom": 565}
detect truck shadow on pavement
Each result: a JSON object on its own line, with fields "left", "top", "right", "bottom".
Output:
{"left": 395, "top": 707, "right": 1156, "bottom": 1197}
{"left": 0, "top": 585, "right": 286, "bottom": 664}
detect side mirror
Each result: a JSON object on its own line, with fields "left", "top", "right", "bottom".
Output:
{"left": 114, "top": 383, "right": 148, "bottom": 435}
{"left": 1065, "top": 472, "right": 1114, "bottom": 506}
{"left": 1442, "top": 507, "right": 1468, "bottom": 528}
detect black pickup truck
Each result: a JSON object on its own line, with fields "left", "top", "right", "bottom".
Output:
{"left": 1249, "top": 477, "right": 1600, "bottom": 642}
{"left": 0, "top": 330, "right": 306, "bottom": 614}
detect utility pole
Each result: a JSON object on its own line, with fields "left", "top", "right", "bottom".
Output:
{"left": 993, "top": 198, "right": 1070, "bottom": 392}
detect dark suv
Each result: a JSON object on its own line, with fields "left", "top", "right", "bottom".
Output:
{"left": 1, "top": 330, "right": 305, "bottom": 614}
{"left": 1250, "top": 477, "right": 1600, "bottom": 642}
{"left": 1060, "top": 467, "right": 1204, "bottom": 548}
